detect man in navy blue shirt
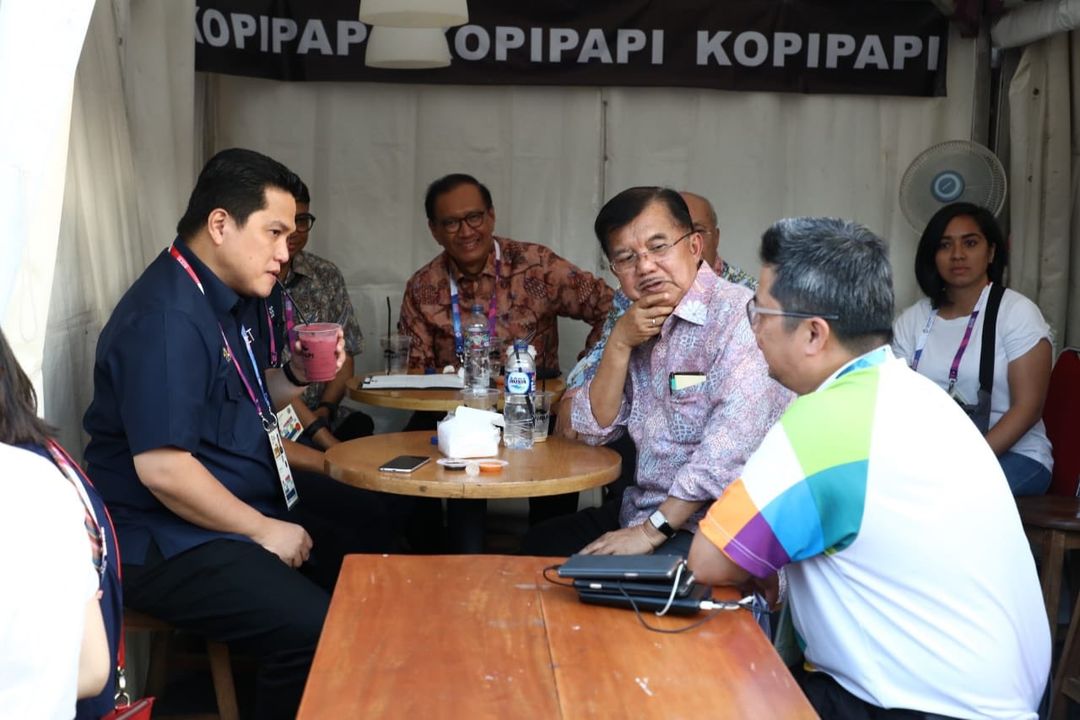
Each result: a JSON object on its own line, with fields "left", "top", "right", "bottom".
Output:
{"left": 83, "top": 148, "right": 384, "bottom": 719}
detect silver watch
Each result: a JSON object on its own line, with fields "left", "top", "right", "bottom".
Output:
{"left": 648, "top": 509, "right": 675, "bottom": 538}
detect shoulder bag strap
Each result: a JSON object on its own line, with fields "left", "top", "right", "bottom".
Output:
{"left": 978, "top": 283, "right": 1006, "bottom": 394}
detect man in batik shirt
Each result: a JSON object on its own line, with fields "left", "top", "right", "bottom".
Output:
{"left": 522, "top": 187, "right": 791, "bottom": 557}
{"left": 564, "top": 190, "right": 755, "bottom": 390}
{"left": 274, "top": 181, "right": 373, "bottom": 445}
{"left": 399, "top": 173, "right": 613, "bottom": 374}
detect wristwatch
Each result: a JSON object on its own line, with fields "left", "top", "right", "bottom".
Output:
{"left": 648, "top": 509, "right": 675, "bottom": 539}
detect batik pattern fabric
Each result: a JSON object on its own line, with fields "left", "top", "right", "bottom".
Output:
{"left": 571, "top": 263, "right": 791, "bottom": 530}
{"left": 277, "top": 250, "right": 363, "bottom": 408}
{"left": 565, "top": 258, "right": 757, "bottom": 390}
{"left": 398, "top": 237, "right": 613, "bottom": 372}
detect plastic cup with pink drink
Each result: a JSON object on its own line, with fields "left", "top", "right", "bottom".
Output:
{"left": 294, "top": 322, "right": 341, "bottom": 383}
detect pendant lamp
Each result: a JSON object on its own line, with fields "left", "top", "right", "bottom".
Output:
{"left": 364, "top": 26, "right": 451, "bottom": 69}
{"left": 359, "top": 0, "right": 468, "bottom": 28}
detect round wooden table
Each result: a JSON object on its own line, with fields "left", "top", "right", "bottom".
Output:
{"left": 346, "top": 375, "right": 566, "bottom": 412}
{"left": 324, "top": 430, "right": 619, "bottom": 499}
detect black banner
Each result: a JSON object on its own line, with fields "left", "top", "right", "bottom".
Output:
{"left": 195, "top": 1, "right": 949, "bottom": 97}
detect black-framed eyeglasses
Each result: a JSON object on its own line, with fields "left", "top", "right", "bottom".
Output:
{"left": 439, "top": 210, "right": 487, "bottom": 234}
{"left": 745, "top": 296, "right": 839, "bottom": 326}
{"left": 608, "top": 231, "right": 694, "bottom": 275}
{"left": 295, "top": 213, "right": 316, "bottom": 232}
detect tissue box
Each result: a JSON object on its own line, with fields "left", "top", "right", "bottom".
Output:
{"left": 437, "top": 407, "right": 502, "bottom": 458}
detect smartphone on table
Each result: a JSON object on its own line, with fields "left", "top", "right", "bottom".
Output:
{"left": 378, "top": 455, "right": 432, "bottom": 473}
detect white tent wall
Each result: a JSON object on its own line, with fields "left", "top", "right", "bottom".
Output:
{"left": 1007, "top": 28, "right": 1080, "bottom": 348}
{"left": 206, "top": 78, "right": 606, "bottom": 382}
{"left": 45, "top": 0, "right": 196, "bottom": 457}
{"left": 36, "top": 3, "right": 1018, "bottom": 452}
{"left": 603, "top": 24, "right": 975, "bottom": 315}
{"left": 205, "top": 25, "right": 975, "bottom": 386}
{"left": 0, "top": 0, "right": 95, "bottom": 410}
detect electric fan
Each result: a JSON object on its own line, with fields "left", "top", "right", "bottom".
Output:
{"left": 898, "top": 140, "right": 1007, "bottom": 231}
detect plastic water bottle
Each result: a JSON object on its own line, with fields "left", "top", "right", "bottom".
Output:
{"left": 505, "top": 339, "right": 536, "bottom": 396}
{"left": 463, "top": 304, "right": 490, "bottom": 394}
{"left": 503, "top": 339, "right": 535, "bottom": 449}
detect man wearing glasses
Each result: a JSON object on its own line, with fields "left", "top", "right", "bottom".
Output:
{"left": 273, "top": 180, "right": 373, "bottom": 452}
{"left": 522, "top": 187, "right": 790, "bottom": 556}
{"left": 564, "top": 190, "right": 756, "bottom": 393}
{"left": 398, "top": 173, "right": 614, "bottom": 374}
{"left": 689, "top": 218, "right": 1048, "bottom": 719}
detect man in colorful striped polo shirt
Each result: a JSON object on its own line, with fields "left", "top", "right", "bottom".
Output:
{"left": 688, "top": 217, "right": 1048, "bottom": 719}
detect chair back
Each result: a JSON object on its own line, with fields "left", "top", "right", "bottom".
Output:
{"left": 1043, "top": 348, "right": 1080, "bottom": 496}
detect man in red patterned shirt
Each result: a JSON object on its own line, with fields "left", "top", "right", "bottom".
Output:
{"left": 399, "top": 173, "right": 614, "bottom": 374}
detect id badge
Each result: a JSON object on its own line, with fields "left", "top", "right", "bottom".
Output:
{"left": 947, "top": 382, "right": 970, "bottom": 406}
{"left": 275, "top": 404, "right": 304, "bottom": 441}
{"left": 267, "top": 425, "right": 299, "bottom": 509}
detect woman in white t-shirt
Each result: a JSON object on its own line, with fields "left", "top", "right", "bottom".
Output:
{"left": 0, "top": 329, "right": 111, "bottom": 718}
{"left": 894, "top": 202, "right": 1053, "bottom": 496}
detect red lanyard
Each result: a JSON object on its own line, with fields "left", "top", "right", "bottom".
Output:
{"left": 169, "top": 245, "right": 275, "bottom": 429}
{"left": 46, "top": 440, "right": 128, "bottom": 668}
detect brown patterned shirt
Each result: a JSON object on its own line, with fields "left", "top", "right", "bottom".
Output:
{"left": 399, "top": 237, "right": 614, "bottom": 372}
{"left": 276, "top": 250, "right": 363, "bottom": 408}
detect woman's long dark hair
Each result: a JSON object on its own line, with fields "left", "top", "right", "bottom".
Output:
{"left": 914, "top": 202, "right": 1009, "bottom": 309}
{"left": 0, "top": 328, "right": 55, "bottom": 446}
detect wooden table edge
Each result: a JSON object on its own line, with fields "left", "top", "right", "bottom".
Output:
{"left": 325, "top": 449, "right": 621, "bottom": 499}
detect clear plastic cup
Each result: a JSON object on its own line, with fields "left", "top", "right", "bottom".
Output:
{"left": 532, "top": 391, "right": 556, "bottom": 442}
{"left": 460, "top": 389, "right": 500, "bottom": 411}
{"left": 294, "top": 323, "right": 341, "bottom": 382}
{"left": 379, "top": 334, "right": 411, "bottom": 374}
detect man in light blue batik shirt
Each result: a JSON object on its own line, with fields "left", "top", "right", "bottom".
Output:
{"left": 523, "top": 187, "right": 789, "bottom": 557}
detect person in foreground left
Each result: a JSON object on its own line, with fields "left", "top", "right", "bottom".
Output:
{"left": 689, "top": 217, "right": 1049, "bottom": 719}
{"left": 83, "top": 148, "right": 391, "bottom": 719}
{"left": 0, "top": 327, "right": 112, "bottom": 719}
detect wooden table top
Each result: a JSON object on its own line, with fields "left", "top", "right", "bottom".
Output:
{"left": 297, "top": 554, "right": 816, "bottom": 720}
{"left": 347, "top": 374, "right": 566, "bottom": 412}
{"left": 324, "top": 431, "right": 620, "bottom": 499}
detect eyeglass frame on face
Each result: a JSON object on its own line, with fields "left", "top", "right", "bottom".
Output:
{"left": 608, "top": 230, "right": 695, "bottom": 275}
{"left": 437, "top": 210, "right": 488, "bottom": 235}
{"left": 745, "top": 296, "right": 839, "bottom": 326}
{"left": 294, "top": 213, "right": 316, "bottom": 233}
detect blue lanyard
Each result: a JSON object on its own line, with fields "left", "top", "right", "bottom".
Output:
{"left": 241, "top": 324, "right": 274, "bottom": 422}
{"left": 449, "top": 240, "right": 501, "bottom": 359}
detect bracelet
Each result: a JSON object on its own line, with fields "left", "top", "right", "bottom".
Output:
{"left": 639, "top": 522, "right": 664, "bottom": 549}
{"left": 300, "top": 417, "right": 328, "bottom": 440}
{"left": 282, "top": 361, "right": 310, "bottom": 387}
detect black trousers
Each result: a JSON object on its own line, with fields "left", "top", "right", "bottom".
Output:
{"left": 520, "top": 497, "right": 693, "bottom": 557}
{"left": 123, "top": 471, "right": 403, "bottom": 719}
{"left": 124, "top": 540, "right": 327, "bottom": 720}
{"left": 332, "top": 409, "right": 374, "bottom": 441}
{"left": 791, "top": 665, "right": 964, "bottom": 720}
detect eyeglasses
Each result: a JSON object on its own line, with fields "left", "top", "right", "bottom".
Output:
{"left": 609, "top": 231, "right": 694, "bottom": 275}
{"left": 745, "top": 296, "right": 839, "bottom": 326}
{"left": 295, "top": 213, "right": 316, "bottom": 232}
{"left": 438, "top": 210, "right": 487, "bottom": 234}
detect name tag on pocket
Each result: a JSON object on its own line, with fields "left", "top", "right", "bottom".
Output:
{"left": 669, "top": 372, "right": 706, "bottom": 392}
